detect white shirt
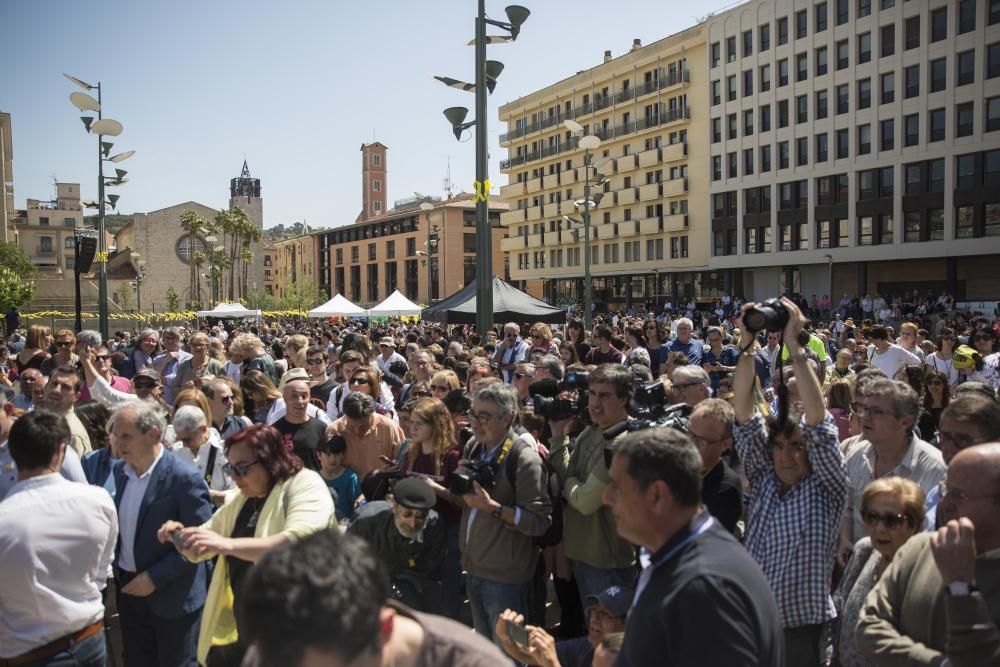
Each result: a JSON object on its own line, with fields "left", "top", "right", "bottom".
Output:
{"left": 0, "top": 440, "right": 87, "bottom": 499}
{"left": 324, "top": 381, "right": 397, "bottom": 422}
{"left": 868, "top": 343, "right": 921, "bottom": 379}
{"left": 117, "top": 447, "right": 165, "bottom": 573}
{"left": 88, "top": 374, "right": 141, "bottom": 407}
{"left": 925, "top": 352, "right": 960, "bottom": 387}
{"left": 0, "top": 473, "right": 118, "bottom": 657}
{"left": 376, "top": 351, "right": 406, "bottom": 376}
{"left": 170, "top": 432, "right": 232, "bottom": 492}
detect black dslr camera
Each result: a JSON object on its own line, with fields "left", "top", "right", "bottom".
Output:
{"left": 447, "top": 460, "right": 497, "bottom": 495}
{"left": 743, "top": 297, "right": 789, "bottom": 332}
{"left": 532, "top": 370, "right": 590, "bottom": 422}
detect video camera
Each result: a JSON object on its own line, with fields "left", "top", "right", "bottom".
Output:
{"left": 531, "top": 370, "right": 590, "bottom": 422}
{"left": 602, "top": 402, "right": 694, "bottom": 469}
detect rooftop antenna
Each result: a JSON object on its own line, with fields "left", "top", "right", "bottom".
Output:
{"left": 442, "top": 156, "right": 454, "bottom": 199}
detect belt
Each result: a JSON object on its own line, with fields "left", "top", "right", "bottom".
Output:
{"left": 0, "top": 620, "right": 104, "bottom": 667}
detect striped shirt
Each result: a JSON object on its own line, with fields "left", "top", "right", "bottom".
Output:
{"left": 735, "top": 412, "right": 847, "bottom": 628}
{"left": 843, "top": 435, "right": 945, "bottom": 543}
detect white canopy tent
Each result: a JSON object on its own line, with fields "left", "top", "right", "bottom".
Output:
{"left": 308, "top": 293, "right": 368, "bottom": 318}
{"left": 196, "top": 302, "right": 262, "bottom": 319}
{"left": 367, "top": 290, "right": 422, "bottom": 318}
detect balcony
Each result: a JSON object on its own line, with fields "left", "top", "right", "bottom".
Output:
{"left": 542, "top": 202, "right": 561, "bottom": 218}
{"left": 526, "top": 233, "right": 543, "bottom": 248}
{"left": 561, "top": 169, "right": 577, "bottom": 186}
{"left": 498, "top": 68, "right": 690, "bottom": 143}
{"left": 499, "top": 181, "right": 526, "bottom": 199}
{"left": 663, "top": 213, "right": 689, "bottom": 232}
{"left": 500, "top": 108, "right": 692, "bottom": 170}
{"left": 500, "top": 208, "right": 526, "bottom": 226}
{"left": 544, "top": 231, "right": 565, "bottom": 247}
{"left": 617, "top": 155, "right": 638, "bottom": 173}
{"left": 639, "top": 217, "right": 662, "bottom": 235}
{"left": 500, "top": 235, "right": 527, "bottom": 251}
{"left": 560, "top": 199, "right": 578, "bottom": 216}
{"left": 617, "top": 221, "right": 640, "bottom": 238}
{"left": 525, "top": 205, "right": 542, "bottom": 221}
{"left": 638, "top": 148, "right": 661, "bottom": 168}
{"left": 525, "top": 177, "right": 543, "bottom": 194}
{"left": 542, "top": 172, "right": 561, "bottom": 189}
{"left": 638, "top": 182, "right": 662, "bottom": 202}
{"left": 618, "top": 188, "right": 638, "bottom": 205}
{"left": 664, "top": 142, "right": 687, "bottom": 162}
{"left": 663, "top": 178, "right": 689, "bottom": 198}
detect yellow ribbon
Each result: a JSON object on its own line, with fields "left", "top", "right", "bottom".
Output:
{"left": 473, "top": 180, "right": 491, "bottom": 203}
{"left": 95, "top": 251, "right": 109, "bottom": 263}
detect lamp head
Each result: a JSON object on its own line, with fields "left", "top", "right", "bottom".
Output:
{"left": 579, "top": 135, "right": 601, "bottom": 151}
{"left": 505, "top": 5, "right": 530, "bottom": 39}
{"left": 63, "top": 73, "right": 94, "bottom": 91}
{"left": 106, "top": 194, "right": 120, "bottom": 210}
{"left": 108, "top": 150, "right": 135, "bottom": 163}
{"left": 443, "top": 106, "right": 470, "bottom": 140}
{"left": 69, "top": 92, "right": 101, "bottom": 112}
{"left": 89, "top": 118, "right": 123, "bottom": 137}
{"left": 485, "top": 60, "right": 505, "bottom": 94}
{"left": 80, "top": 116, "right": 94, "bottom": 133}
{"left": 563, "top": 119, "right": 584, "bottom": 135}
{"left": 591, "top": 192, "right": 605, "bottom": 205}
{"left": 101, "top": 141, "right": 114, "bottom": 158}
{"left": 114, "top": 168, "right": 128, "bottom": 180}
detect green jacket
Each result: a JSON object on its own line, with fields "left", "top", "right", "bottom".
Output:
{"left": 549, "top": 424, "right": 635, "bottom": 569}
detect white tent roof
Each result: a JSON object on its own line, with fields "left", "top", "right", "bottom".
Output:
{"left": 308, "top": 293, "right": 368, "bottom": 318}
{"left": 367, "top": 290, "right": 422, "bottom": 317}
{"left": 196, "top": 302, "right": 262, "bottom": 318}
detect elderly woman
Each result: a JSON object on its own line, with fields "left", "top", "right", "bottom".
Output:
{"left": 169, "top": 404, "right": 233, "bottom": 502}
{"left": 121, "top": 327, "right": 160, "bottom": 379}
{"left": 40, "top": 329, "right": 78, "bottom": 375}
{"left": 831, "top": 477, "right": 925, "bottom": 667}
{"left": 229, "top": 333, "right": 279, "bottom": 385}
{"left": 430, "top": 369, "right": 461, "bottom": 401}
{"left": 157, "top": 423, "right": 335, "bottom": 666}
{"left": 171, "top": 332, "right": 225, "bottom": 398}
{"left": 529, "top": 323, "right": 559, "bottom": 356}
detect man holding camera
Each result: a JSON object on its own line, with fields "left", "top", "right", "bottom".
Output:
{"left": 549, "top": 364, "right": 638, "bottom": 603}
{"left": 457, "top": 383, "right": 552, "bottom": 645}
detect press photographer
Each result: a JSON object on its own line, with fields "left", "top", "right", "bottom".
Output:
{"left": 548, "top": 364, "right": 638, "bottom": 603}
{"left": 457, "top": 383, "right": 552, "bottom": 644}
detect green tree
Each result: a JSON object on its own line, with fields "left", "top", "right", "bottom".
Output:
{"left": 192, "top": 251, "right": 206, "bottom": 308}
{"left": 115, "top": 282, "right": 133, "bottom": 311}
{"left": 0, "top": 241, "right": 36, "bottom": 280}
{"left": 280, "top": 278, "right": 320, "bottom": 312}
{"left": 165, "top": 286, "right": 181, "bottom": 312}
{"left": 0, "top": 267, "right": 35, "bottom": 315}
{"left": 244, "top": 286, "right": 276, "bottom": 311}
{"left": 179, "top": 209, "right": 209, "bottom": 307}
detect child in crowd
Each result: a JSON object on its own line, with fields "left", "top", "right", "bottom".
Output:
{"left": 318, "top": 434, "right": 361, "bottom": 523}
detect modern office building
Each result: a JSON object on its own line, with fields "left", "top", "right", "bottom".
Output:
{"left": 498, "top": 28, "right": 709, "bottom": 310}
{"left": 707, "top": 0, "right": 1000, "bottom": 301}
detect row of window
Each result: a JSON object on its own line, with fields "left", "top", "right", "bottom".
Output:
{"left": 711, "top": 45, "right": 1000, "bottom": 107}
{"left": 711, "top": 0, "right": 991, "bottom": 69}
{"left": 711, "top": 101, "right": 1000, "bottom": 180}
{"left": 516, "top": 236, "right": 689, "bottom": 269}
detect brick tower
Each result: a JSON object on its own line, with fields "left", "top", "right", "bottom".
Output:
{"left": 357, "top": 142, "right": 387, "bottom": 223}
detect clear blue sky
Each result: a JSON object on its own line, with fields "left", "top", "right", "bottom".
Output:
{"left": 2, "top": 0, "right": 733, "bottom": 230}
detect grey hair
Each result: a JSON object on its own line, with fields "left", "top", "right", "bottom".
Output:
{"left": 77, "top": 330, "right": 102, "bottom": 347}
{"left": 473, "top": 382, "right": 519, "bottom": 419}
{"left": 672, "top": 365, "right": 710, "bottom": 385}
{"left": 172, "top": 405, "right": 207, "bottom": 433}
{"left": 164, "top": 326, "right": 183, "bottom": 338}
{"left": 108, "top": 401, "right": 166, "bottom": 438}
{"left": 137, "top": 328, "right": 158, "bottom": 342}
{"left": 343, "top": 392, "right": 375, "bottom": 419}
{"left": 675, "top": 317, "right": 694, "bottom": 329}
{"left": 868, "top": 378, "right": 920, "bottom": 420}
{"left": 537, "top": 354, "right": 565, "bottom": 381}
{"left": 503, "top": 322, "right": 520, "bottom": 335}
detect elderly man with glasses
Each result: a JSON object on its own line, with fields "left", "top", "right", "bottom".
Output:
{"left": 154, "top": 327, "right": 193, "bottom": 405}
{"left": 457, "top": 383, "right": 552, "bottom": 646}
{"left": 170, "top": 405, "right": 233, "bottom": 504}
{"left": 492, "top": 323, "right": 530, "bottom": 384}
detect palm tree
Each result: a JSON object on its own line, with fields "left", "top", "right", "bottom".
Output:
{"left": 228, "top": 207, "right": 254, "bottom": 300}
{"left": 240, "top": 223, "right": 263, "bottom": 299}
{"left": 179, "top": 209, "right": 208, "bottom": 308}
{"left": 192, "top": 251, "right": 207, "bottom": 308}
{"left": 213, "top": 209, "right": 235, "bottom": 299}
{"left": 240, "top": 247, "right": 254, "bottom": 300}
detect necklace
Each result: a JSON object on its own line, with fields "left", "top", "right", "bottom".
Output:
{"left": 246, "top": 496, "right": 265, "bottom": 530}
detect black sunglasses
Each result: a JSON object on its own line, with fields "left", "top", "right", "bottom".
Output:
{"left": 862, "top": 510, "right": 909, "bottom": 530}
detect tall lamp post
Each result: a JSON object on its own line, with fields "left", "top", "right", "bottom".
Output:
{"left": 436, "top": 3, "right": 530, "bottom": 336}
{"left": 66, "top": 74, "right": 133, "bottom": 340}
{"left": 561, "top": 120, "right": 608, "bottom": 331}
{"left": 130, "top": 252, "right": 146, "bottom": 313}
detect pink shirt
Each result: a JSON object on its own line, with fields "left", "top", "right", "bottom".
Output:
{"left": 80, "top": 375, "right": 130, "bottom": 401}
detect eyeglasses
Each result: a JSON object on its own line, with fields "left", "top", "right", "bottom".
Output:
{"left": 223, "top": 460, "right": 261, "bottom": 478}
{"left": 56, "top": 342, "right": 73, "bottom": 348}
{"left": 467, "top": 410, "right": 502, "bottom": 423}
{"left": 690, "top": 433, "right": 730, "bottom": 448}
{"left": 862, "top": 510, "right": 910, "bottom": 529}
{"left": 431, "top": 384, "right": 450, "bottom": 392}
{"left": 856, "top": 404, "right": 891, "bottom": 418}
{"left": 141, "top": 337, "right": 157, "bottom": 344}
{"left": 975, "top": 334, "right": 994, "bottom": 341}
{"left": 349, "top": 377, "right": 369, "bottom": 385}
{"left": 306, "top": 358, "right": 325, "bottom": 365}
{"left": 514, "top": 373, "right": 531, "bottom": 380}
{"left": 220, "top": 395, "right": 234, "bottom": 403}
{"left": 133, "top": 382, "right": 156, "bottom": 390}
{"left": 939, "top": 481, "right": 998, "bottom": 503}
{"left": 673, "top": 381, "right": 702, "bottom": 390}
{"left": 95, "top": 354, "right": 111, "bottom": 361}
{"left": 937, "top": 430, "right": 977, "bottom": 450}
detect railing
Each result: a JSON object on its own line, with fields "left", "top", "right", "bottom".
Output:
{"left": 500, "top": 68, "right": 690, "bottom": 142}
{"left": 500, "top": 108, "right": 691, "bottom": 170}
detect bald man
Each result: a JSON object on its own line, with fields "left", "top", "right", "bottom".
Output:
{"left": 858, "top": 443, "right": 1000, "bottom": 667}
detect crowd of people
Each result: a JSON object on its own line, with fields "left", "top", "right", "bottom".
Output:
{"left": 0, "top": 289, "right": 998, "bottom": 667}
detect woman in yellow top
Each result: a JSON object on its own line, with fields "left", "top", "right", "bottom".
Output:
{"left": 157, "top": 423, "right": 335, "bottom": 666}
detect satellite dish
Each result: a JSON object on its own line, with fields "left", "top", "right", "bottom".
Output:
{"left": 579, "top": 135, "right": 601, "bottom": 150}
{"left": 563, "top": 119, "right": 584, "bottom": 134}
{"left": 420, "top": 202, "right": 434, "bottom": 211}
{"left": 109, "top": 150, "right": 135, "bottom": 163}
{"left": 89, "top": 119, "right": 123, "bottom": 136}
{"left": 69, "top": 92, "right": 101, "bottom": 112}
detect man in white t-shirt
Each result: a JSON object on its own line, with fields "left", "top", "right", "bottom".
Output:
{"left": 375, "top": 337, "right": 406, "bottom": 376}
{"left": 867, "top": 326, "right": 921, "bottom": 379}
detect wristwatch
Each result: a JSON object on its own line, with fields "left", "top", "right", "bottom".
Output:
{"left": 948, "top": 581, "right": 972, "bottom": 596}
{"left": 491, "top": 504, "right": 504, "bottom": 519}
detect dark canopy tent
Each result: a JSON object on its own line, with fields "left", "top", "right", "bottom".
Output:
{"left": 421, "top": 275, "right": 566, "bottom": 325}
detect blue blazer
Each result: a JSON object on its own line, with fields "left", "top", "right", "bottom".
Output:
{"left": 113, "top": 449, "right": 214, "bottom": 619}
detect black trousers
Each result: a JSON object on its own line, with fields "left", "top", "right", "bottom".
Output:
{"left": 116, "top": 570, "right": 201, "bottom": 667}
{"left": 784, "top": 622, "right": 824, "bottom": 667}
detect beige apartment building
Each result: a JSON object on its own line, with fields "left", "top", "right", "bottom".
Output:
{"left": 1, "top": 111, "right": 12, "bottom": 242}
{"left": 706, "top": 0, "right": 1000, "bottom": 301}
{"left": 265, "top": 233, "right": 318, "bottom": 301}
{"left": 498, "top": 27, "right": 709, "bottom": 311}
{"left": 9, "top": 183, "right": 102, "bottom": 309}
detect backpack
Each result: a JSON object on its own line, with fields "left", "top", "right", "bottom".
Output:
{"left": 502, "top": 439, "right": 564, "bottom": 549}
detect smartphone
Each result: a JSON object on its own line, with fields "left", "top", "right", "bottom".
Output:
{"left": 169, "top": 529, "right": 187, "bottom": 556}
{"left": 505, "top": 619, "right": 529, "bottom": 647}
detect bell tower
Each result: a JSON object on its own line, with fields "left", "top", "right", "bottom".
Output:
{"left": 357, "top": 142, "right": 387, "bottom": 223}
{"left": 229, "top": 160, "right": 265, "bottom": 294}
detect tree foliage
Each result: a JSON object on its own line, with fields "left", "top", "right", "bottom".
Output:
{"left": 0, "top": 267, "right": 35, "bottom": 313}
{"left": 165, "top": 286, "right": 181, "bottom": 312}
{"left": 0, "top": 241, "right": 36, "bottom": 280}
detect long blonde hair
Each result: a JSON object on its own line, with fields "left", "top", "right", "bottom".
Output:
{"left": 407, "top": 398, "right": 456, "bottom": 476}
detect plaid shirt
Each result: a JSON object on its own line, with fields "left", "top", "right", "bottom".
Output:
{"left": 734, "top": 412, "right": 847, "bottom": 628}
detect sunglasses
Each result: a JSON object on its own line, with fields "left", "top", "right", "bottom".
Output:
{"left": 862, "top": 510, "right": 909, "bottom": 529}
{"left": 220, "top": 395, "right": 234, "bottom": 403}
{"left": 349, "top": 377, "right": 369, "bottom": 385}
{"left": 413, "top": 390, "right": 431, "bottom": 397}
{"left": 95, "top": 354, "right": 111, "bottom": 361}
{"left": 133, "top": 382, "right": 156, "bottom": 389}
{"left": 56, "top": 342, "right": 73, "bottom": 348}
{"left": 514, "top": 373, "right": 531, "bottom": 379}
{"left": 431, "top": 384, "right": 450, "bottom": 392}
{"left": 223, "top": 460, "right": 261, "bottom": 478}
{"left": 306, "top": 358, "right": 325, "bottom": 365}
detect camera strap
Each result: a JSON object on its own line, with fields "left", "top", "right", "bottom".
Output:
{"left": 473, "top": 434, "right": 516, "bottom": 466}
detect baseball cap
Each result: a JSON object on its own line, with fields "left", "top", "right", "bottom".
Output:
{"left": 278, "top": 367, "right": 310, "bottom": 389}
{"left": 585, "top": 585, "right": 633, "bottom": 618}
{"left": 379, "top": 337, "right": 395, "bottom": 347}
{"left": 133, "top": 368, "right": 162, "bottom": 385}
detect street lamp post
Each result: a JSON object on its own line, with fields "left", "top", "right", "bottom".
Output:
{"left": 130, "top": 252, "right": 146, "bottom": 313}
{"left": 66, "top": 74, "right": 133, "bottom": 340}
{"left": 437, "top": 4, "right": 529, "bottom": 336}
